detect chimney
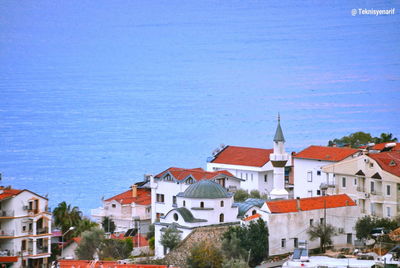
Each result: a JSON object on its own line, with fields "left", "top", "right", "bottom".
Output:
{"left": 296, "top": 197, "right": 301, "bottom": 211}
{"left": 132, "top": 185, "right": 137, "bottom": 198}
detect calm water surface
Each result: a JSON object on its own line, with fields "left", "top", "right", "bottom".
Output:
{"left": 1, "top": 0, "right": 399, "bottom": 214}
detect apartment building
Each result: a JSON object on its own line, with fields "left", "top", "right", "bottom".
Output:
{"left": 91, "top": 182, "right": 151, "bottom": 234}
{"left": 322, "top": 151, "right": 400, "bottom": 218}
{"left": 0, "top": 186, "right": 52, "bottom": 268}
{"left": 293, "top": 146, "right": 360, "bottom": 198}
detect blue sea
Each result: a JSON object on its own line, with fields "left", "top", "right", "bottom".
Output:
{"left": 1, "top": 0, "right": 399, "bottom": 215}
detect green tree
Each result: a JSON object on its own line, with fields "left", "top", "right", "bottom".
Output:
{"left": 249, "top": 190, "right": 261, "bottom": 199}
{"left": 160, "top": 225, "right": 181, "bottom": 252}
{"left": 187, "top": 241, "right": 223, "bottom": 268}
{"left": 222, "top": 218, "right": 269, "bottom": 267}
{"left": 221, "top": 231, "right": 247, "bottom": 260}
{"left": 307, "top": 222, "right": 337, "bottom": 253}
{"left": 75, "top": 228, "right": 105, "bottom": 260}
{"left": 102, "top": 216, "right": 116, "bottom": 233}
{"left": 373, "top": 133, "right": 398, "bottom": 144}
{"left": 222, "top": 258, "right": 249, "bottom": 268}
{"left": 355, "top": 215, "right": 398, "bottom": 240}
{"left": 53, "top": 201, "right": 82, "bottom": 235}
{"left": 74, "top": 218, "right": 98, "bottom": 237}
{"left": 234, "top": 189, "right": 249, "bottom": 202}
{"left": 147, "top": 224, "right": 155, "bottom": 240}
{"left": 328, "top": 132, "right": 374, "bottom": 148}
{"left": 99, "top": 238, "right": 133, "bottom": 260}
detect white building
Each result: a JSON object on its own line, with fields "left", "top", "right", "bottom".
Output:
{"left": 0, "top": 186, "right": 52, "bottom": 268}
{"left": 150, "top": 167, "right": 242, "bottom": 223}
{"left": 207, "top": 118, "right": 293, "bottom": 197}
{"left": 244, "top": 194, "right": 360, "bottom": 256}
{"left": 322, "top": 151, "right": 400, "bottom": 218}
{"left": 293, "top": 146, "right": 360, "bottom": 198}
{"left": 91, "top": 183, "right": 151, "bottom": 233}
{"left": 154, "top": 180, "right": 239, "bottom": 258}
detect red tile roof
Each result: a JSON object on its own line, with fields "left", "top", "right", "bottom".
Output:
{"left": 294, "top": 146, "right": 359, "bottom": 162}
{"left": 59, "top": 260, "right": 176, "bottom": 268}
{"left": 211, "top": 145, "right": 273, "bottom": 167}
{"left": 105, "top": 188, "right": 151, "bottom": 205}
{"left": 371, "top": 142, "right": 400, "bottom": 151}
{"left": 368, "top": 151, "right": 400, "bottom": 177}
{"left": 155, "top": 167, "right": 234, "bottom": 181}
{"left": 0, "top": 187, "right": 23, "bottom": 201}
{"left": 0, "top": 256, "right": 18, "bottom": 263}
{"left": 243, "top": 213, "right": 261, "bottom": 221}
{"left": 266, "top": 194, "right": 356, "bottom": 214}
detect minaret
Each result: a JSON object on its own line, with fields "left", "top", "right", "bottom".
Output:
{"left": 269, "top": 114, "right": 289, "bottom": 199}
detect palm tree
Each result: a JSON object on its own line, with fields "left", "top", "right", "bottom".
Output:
{"left": 53, "top": 201, "right": 82, "bottom": 234}
{"left": 74, "top": 218, "right": 98, "bottom": 237}
{"left": 307, "top": 222, "right": 337, "bottom": 253}
{"left": 374, "top": 133, "right": 398, "bottom": 143}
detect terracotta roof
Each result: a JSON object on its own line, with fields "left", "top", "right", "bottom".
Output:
{"left": 266, "top": 194, "right": 356, "bottom": 214}
{"left": 0, "top": 187, "right": 23, "bottom": 201}
{"left": 72, "top": 237, "right": 81, "bottom": 244}
{"left": 368, "top": 151, "right": 400, "bottom": 177}
{"left": 111, "top": 233, "right": 149, "bottom": 247}
{"left": 105, "top": 188, "right": 151, "bottom": 205}
{"left": 371, "top": 142, "right": 400, "bottom": 151}
{"left": 211, "top": 145, "right": 273, "bottom": 167}
{"left": 155, "top": 167, "right": 234, "bottom": 181}
{"left": 294, "top": 146, "right": 359, "bottom": 162}
{"left": 243, "top": 213, "right": 261, "bottom": 221}
{"left": 59, "top": 260, "right": 176, "bottom": 268}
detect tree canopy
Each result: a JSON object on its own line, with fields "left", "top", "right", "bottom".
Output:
{"left": 187, "top": 241, "right": 224, "bottom": 268}
{"left": 328, "top": 132, "right": 397, "bottom": 148}
{"left": 53, "top": 201, "right": 82, "bottom": 238}
{"left": 75, "top": 227, "right": 105, "bottom": 260}
{"left": 355, "top": 215, "right": 399, "bottom": 240}
{"left": 307, "top": 222, "right": 336, "bottom": 253}
{"left": 102, "top": 216, "right": 116, "bottom": 234}
{"left": 160, "top": 225, "right": 181, "bottom": 252}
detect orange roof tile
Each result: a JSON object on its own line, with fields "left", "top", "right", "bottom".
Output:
{"left": 59, "top": 260, "right": 176, "bottom": 268}
{"left": 110, "top": 233, "right": 149, "bottom": 247}
{"left": 0, "top": 187, "right": 23, "bottom": 201}
{"left": 155, "top": 167, "right": 234, "bottom": 181}
{"left": 266, "top": 194, "right": 356, "bottom": 214}
{"left": 211, "top": 145, "right": 273, "bottom": 167}
{"left": 368, "top": 151, "right": 400, "bottom": 177}
{"left": 372, "top": 142, "right": 400, "bottom": 151}
{"left": 105, "top": 188, "right": 151, "bottom": 205}
{"left": 243, "top": 213, "right": 261, "bottom": 221}
{"left": 294, "top": 146, "right": 359, "bottom": 162}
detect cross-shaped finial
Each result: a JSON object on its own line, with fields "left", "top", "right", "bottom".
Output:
{"left": 278, "top": 112, "right": 280, "bottom": 122}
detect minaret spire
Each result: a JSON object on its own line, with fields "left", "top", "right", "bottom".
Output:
{"left": 269, "top": 114, "right": 289, "bottom": 200}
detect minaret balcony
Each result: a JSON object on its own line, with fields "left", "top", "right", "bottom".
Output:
{"left": 270, "top": 154, "right": 288, "bottom": 167}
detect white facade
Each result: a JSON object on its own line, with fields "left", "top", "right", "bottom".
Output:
{"left": 150, "top": 168, "right": 242, "bottom": 223}
{"left": 245, "top": 195, "right": 360, "bottom": 256}
{"left": 0, "top": 188, "right": 52, "bottom": 268}
{"left": 322, "top": 152, "right": 400, "bottom": 218}
{"left": 91, "top": 185, "right": 151, "bottom": 234}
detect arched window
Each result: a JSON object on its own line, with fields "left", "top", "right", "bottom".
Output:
{"left": 200, "top": 202, "right": 204, "bottom": 208}
{"left": 173, "top": 213, "right": 179, "bottom": 221}
{"left": 252, "top": 210, "right": 257, "bottom": 215}
{"left": 219, "top": 213, "right": 224, "bottom": 223}
{"left": 183, "top": 201, "right": 186, "bottom": 207}
{"left": 220, "top": 200, "right": 224, "bottom": 207}
{"left": 186, "top": 177, "right": 194, "bottom": 184}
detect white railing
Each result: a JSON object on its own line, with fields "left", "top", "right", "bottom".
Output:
{"left": 0, "top": 230, "right": 15, "bottom": 237}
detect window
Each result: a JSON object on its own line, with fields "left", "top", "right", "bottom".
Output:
{"left": 183, "top": 201, "right": 186, "bottom": 207}
{"left": 307, "top": 190, "right": 312, "bottom": 197}
{"left": 200, "top": 202, "right": 204, "bottom": 208}
{"left": 316, "top": 190, "right": 321, "bottom": 196}
{"left": 173, "top": 196, "right": 177, "bottom": 205}
{"left": 371, "top": 181, "right": 375, "bottom": 193}
{"left": 245, "top": 173, "right": 248, "bottom": 180}
{"left": 354, "top": 178, "right": 357, "bottom": 186}
{"left": 294, "top": 238, "right": 298, "bottom": 248}
{"left": 251, "top": 173, "right": 253, "bottom": 181}
{"left": 21, "top": 240, "right": 26, "bottom": 250}
{"left": 386, "top": 185, "right": 391, "bottom": 196}
{"left": 252, "top": 210, "right": 257, "bottom": 215}
{"left": 29, "top": 223, "right": 32, "bottom": 231}
{"left": 112, "top": 204, "right": 116, "bottom": 208}
{"left": 164, "top": 174, "right": 173, "bottom": 181}
{"left": 317, "top": 170, "right": 321, "bottom": 176}
{"left": 186, "top": 177, "right": 194, "bottom": 184}
{"left": 22, "top": 225, "right": 26, "bottom": 232}
{"left": 310, "top": 219, "right": 314, "bottom": 226}
{"left": 219, "top": 213, "right": 224, "bottom": 223}
{"left": 220, "top": 201, "right": 224, "bottom": 207}
{"left": 342, "top": 177, "right": 346, "bottom": 188}
{"left": 307, "top": 171, "right": 312, "bottom": 182}
{"left": 173, "top": 213, "right": 179, "bottom": 221}
{"left": 156, "top": 194, "right": 165, "bottom": 203}
{"left": 387, "top": 207, "right": 391, "bottom": 217}
{"left": 281, "top": 239, "right": 286, "bottom": 248}
{"left": 264, "top": 174, "right": 267, "bottom": 182}
{"left": 320, "top": 218, "right": 324, "bottom": 224}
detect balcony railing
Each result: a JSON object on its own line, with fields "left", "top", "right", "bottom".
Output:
{"left": 36, "top": 247, "right": 49, "bottom": 254}
{"left": 0, "top": 249, "right": 14, "bottom": 256}
{"left": 37, "top": 227, "right": 49, "bottom": 235}
{"left": 0, "top": 230, "right": 15, "bottom": 237}
{"left": 356, "top": 186, "right": 365, "bottom": 192}
{"left": 0, "top": 210, "right": 14, "bottom": 217}
{"left": 371, "top": 190, "right": 382, "bottom": 196}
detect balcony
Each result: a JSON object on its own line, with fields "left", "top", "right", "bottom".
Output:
{"left": 370, "top": 190, "right": 382, "bottom": 195}
{"left": 320, "top": 182, "right": 335, "bottom": 189}
{"left": 0, "top": 230, "right": 14, "bottom": 237}
{"left": 0, "top": 210, "right": 14, "bottom": 217}
{"left": 37, "top": 227, "right": 50, "bottom": 235}
{"left": 0, "top": 249, "right": 14, "bottom": 257}
{"left": 356, "top": 186, "right": 365, "bottom": 192}
{"left": 36, "top": 247, "right": 49, "bottom": 254}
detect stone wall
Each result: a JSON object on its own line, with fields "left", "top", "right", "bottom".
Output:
{"left": 164, "top": 223, "right": 239, "bottom": 268}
